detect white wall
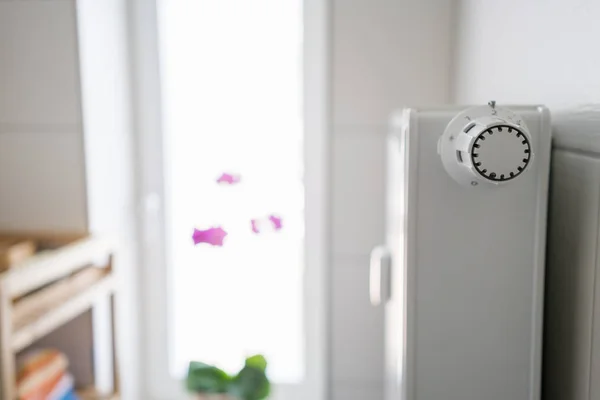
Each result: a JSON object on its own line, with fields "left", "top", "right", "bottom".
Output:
{"left": 330, "top": 1, "right": 455, "bottom": 398}
{"left": 454, "top": 0, "right": 600, "bottom": 107}
{"left": 0, "top": 0, "right": 87, "bottom": 232}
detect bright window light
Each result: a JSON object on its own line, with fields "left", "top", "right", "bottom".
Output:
{"left": 159, "top": 0, "right": 304, "bottom": 383}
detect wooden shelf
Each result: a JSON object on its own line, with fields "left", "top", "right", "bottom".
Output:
{"left": 1, "top": 235, "right": 115, "bottom": 298}
{"left": 77, "top": 388, "right": 120, "bottom": 400}
{"left": 0, "top": 239, "right": 36, "bottom": 272}
{"left": 11, "top": 268, "right": 115, "bottom": 352}
{"left": 0, "top": 234, "right": 118, "bottom": 400}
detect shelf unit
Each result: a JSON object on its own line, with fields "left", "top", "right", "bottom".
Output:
{"left": 0, "top": 234, "right": 119, "bottom": 399}
{"left": 77, "top": 387, "right": 120, "bottom": 400}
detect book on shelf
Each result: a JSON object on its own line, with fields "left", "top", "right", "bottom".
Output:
{"left": 48, "top": 373, "right": 76, "bottom": 400}
{"left": 16, "top": 349, "right": 77, "bottom": 400}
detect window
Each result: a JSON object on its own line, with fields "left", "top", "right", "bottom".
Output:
{"left": 160, "top": 0, "right": 305, "bottom": 383}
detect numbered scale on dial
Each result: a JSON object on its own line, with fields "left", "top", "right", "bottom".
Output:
{"left": 438, "top": 103, "right": 534, "bottom": 187}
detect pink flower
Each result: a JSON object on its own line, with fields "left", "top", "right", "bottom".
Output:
{"left": 269, "top": 215, "right": 283, "bottom": 231}
{"left": 192, "top": 227, "right": 228, "bottom": 246}
{"left": 216, "top": 173, "right": 241, "bottom": 185}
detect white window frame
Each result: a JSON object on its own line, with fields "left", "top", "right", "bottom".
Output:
{"left": 127, "top": 0, "right": 331, "bottom": 398}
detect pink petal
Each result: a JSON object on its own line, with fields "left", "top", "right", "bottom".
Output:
{"left": 192, "top": 226, "right": 228, "bottom": 246}
{"left": 269, "top": 215, "right": 283, "bottom": 230}
{"left": 216, "top": 172, "right": 241, "bottom": 185}
{"left": 251, "top": 219, "right": 260, "bottom": 234}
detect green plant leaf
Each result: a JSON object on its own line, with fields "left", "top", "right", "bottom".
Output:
{"left": 186, "top": 361, "right": 231, "bottom": 394}
{"left": 228, "top": 355, "right": 270, "bottom": 400}
{"left": 244, "top": 355, "right": 268, "bottom": 372}
{"left": 230, "top": 367, "right": 270, "bottom": 400}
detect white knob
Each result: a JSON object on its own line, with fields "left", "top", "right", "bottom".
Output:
{"left": 438, "top": 105, "right": 533, "bottom": 187}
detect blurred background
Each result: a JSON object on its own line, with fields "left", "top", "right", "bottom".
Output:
{"left": 0, "top": 0, "right": 598, "bottom": 399}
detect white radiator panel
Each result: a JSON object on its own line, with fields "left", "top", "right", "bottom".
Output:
{"left": 383, "top": 105, "right": 551, "bottom": 400}
{"left": 544, "top": 110, "right": 600, "bottom": 400}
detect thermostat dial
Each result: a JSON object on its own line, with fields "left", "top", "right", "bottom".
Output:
{"left": 438, "top": 105, "right": 534, "bottom": 187}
